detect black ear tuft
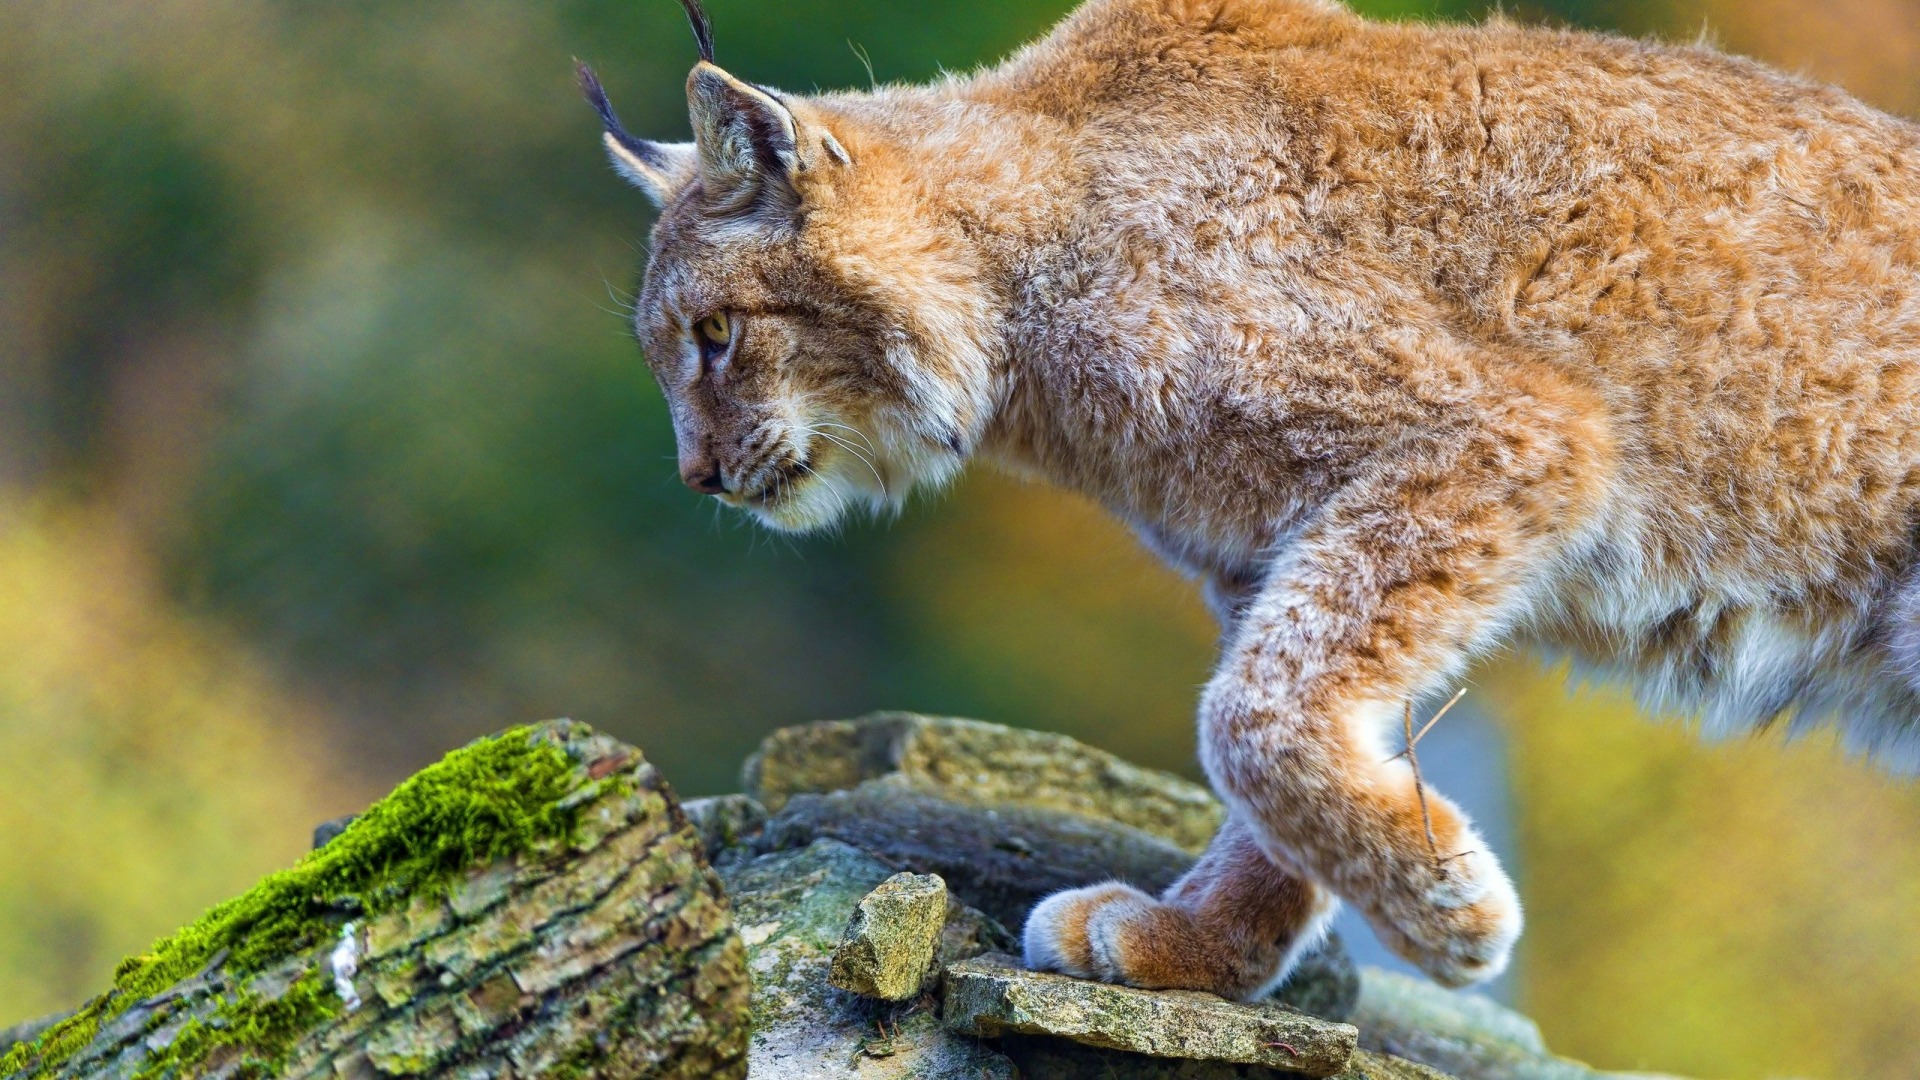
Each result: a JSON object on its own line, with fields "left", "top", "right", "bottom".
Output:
{"left": 577, "top": 60, "right": 672, "bottom": 172}
{"left": 678, "top": 0, "right": 717, "bottom": 65}
{"left": 576, "top": 60, "right": 623, "bottom": 133}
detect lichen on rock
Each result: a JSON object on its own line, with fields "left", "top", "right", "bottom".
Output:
{"left": 943, "top": 953, "right": 1359, "bottom": 1077}
{"left": 828, "top": 873, "right": 948, "bottom": 1001}
{"left": 718, "top": 840, "right": 1016, "bottom": 1079}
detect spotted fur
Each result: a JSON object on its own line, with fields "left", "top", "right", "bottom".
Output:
{"left": 583, "top": 0, "right": 1920, "bottom": 995}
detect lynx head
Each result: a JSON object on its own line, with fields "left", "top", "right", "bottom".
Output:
{"left": 580, "top": 0, "right": 1000, "bottom": 533}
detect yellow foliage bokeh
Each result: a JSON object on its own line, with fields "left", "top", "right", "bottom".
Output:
{"left": 1487, "top": 659, "right": 1920, "bottom": 1079}
{"left": 0, "top": 499, "right": 367, "bottom": 1023}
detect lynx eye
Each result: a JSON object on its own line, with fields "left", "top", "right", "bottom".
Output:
{"left": 690, "top": 312, "right": 737, "bottom": 374}
{"left": 695, "top": 312, "right": 733, "bottom": 353}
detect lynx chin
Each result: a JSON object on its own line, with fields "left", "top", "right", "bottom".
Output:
{"left": 581, "top": 0, "right": 1920, "bottom": 998}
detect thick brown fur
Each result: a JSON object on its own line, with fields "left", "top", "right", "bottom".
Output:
{"left": 584, "top": 0, "right": 1920, "bottom": 995}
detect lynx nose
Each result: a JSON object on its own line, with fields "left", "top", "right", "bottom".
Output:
{"left": 681, "top": 461, "right": 728, "bottom": 495}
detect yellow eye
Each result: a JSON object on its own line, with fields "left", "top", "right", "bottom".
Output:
{"left": 695, "top": 312, "right": 732, "bottom": 348}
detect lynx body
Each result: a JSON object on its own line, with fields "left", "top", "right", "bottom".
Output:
{"left": 582, "top": 0, "right": 1920, "bottom": 996}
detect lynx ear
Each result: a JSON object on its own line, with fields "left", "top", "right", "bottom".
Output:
{"left": 577, "top": 62, "right": 698, "bottom": 207}
{"left": 688, "top": 62, "right": 848, "bottom": 212}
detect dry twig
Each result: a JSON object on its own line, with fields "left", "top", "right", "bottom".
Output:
{"left": 1385, "top": 686, "right": 1468, "bottom": 763}
{"left": 1402, "top": 700, "right": 1442, "bottom": 865}
{"left": 1392, "top": 689, "right": 1479, "bottom": 872}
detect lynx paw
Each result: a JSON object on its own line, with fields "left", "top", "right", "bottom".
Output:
{"left": 1023, "top": 882, "right": 1154, "bottom": 980}
{"left": 1021, "top": 882, "right": 1280, "bottom": 999}
{"left": 1369, "top": 845, "right": 1522, "bottom": 987}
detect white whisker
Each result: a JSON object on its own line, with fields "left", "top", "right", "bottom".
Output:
{"left": 814, "top": 421, "right": 880, "bottom": 457}
{"left": 601, "top": 279, "right": 638, "bottom": 313}
{"left": 794, "top": 424, "right": 888, "bottom": 496}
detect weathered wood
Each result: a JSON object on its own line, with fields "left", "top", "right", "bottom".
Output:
{"left": 2, "top": 721, "right": 748, "bottom": 1080}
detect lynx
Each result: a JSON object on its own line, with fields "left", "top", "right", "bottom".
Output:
{"left": 579, "top": 0, "right": 1920, "bottom": 997}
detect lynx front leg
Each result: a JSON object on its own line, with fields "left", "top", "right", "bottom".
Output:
{"left": 1023, "top": 816, "right": 1337, "bottom": 1000}
{"left": 1202, "top": 413, "right": 1602, "bottom": 986}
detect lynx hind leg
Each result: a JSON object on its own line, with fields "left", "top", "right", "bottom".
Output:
{"left": 1022, "top": 818, "right": 1337, "bottom": 1000}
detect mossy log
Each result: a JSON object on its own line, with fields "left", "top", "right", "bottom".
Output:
{"left": 1, "top": 721, "right": 748, "bottom": 1080}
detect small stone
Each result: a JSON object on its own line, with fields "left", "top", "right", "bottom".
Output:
{"left": 942, "top": 953, "right": 1358, "bottom": 1077}
{"left": 828, "top": 873, "right": 948, "bottom": 1000}
{"left": 312, "top": 814, "right": 357, "bottom": 850}
{"left": 682, "top": 794, "right": 768, "bottom": 861}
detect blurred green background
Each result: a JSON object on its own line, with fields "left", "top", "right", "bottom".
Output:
{"left": 4, "top": 0, "right": 1920, "bottom": 1076}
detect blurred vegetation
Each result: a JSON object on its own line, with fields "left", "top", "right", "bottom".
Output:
{"left": 2, "top": 0, "right": 1918, "bottom": 1076}
{"left": 0, "top": 498, "right": 363, "bottom": 1015}
{"left": 1489, "top": 661, "right": 1920, "bottom": 1079}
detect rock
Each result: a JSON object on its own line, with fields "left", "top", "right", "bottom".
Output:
{"left": 757, "top": 765, "right": 1359, "bottom": 1021}
{"left": 1351, "top": 968, "right": 1677, "bottom": 1080}
{"left": 1340, "top": 1050, "right": 1465, "bottom": 1080}
{"left": 5, "top": 708, "right": 1710, "bottom": 1080}
{"left": 0, "top": 1012, "right": 70, "bottom": 1062}
{"left": 2, "top": 722, "right": 750, "bottom": 1080}
{"left": 311, "top": 814, "right": 356, "bottom": 850}
{"left": 997, "top": 1039, "right": 1459, "bottom": 1079}
{"left": 943, "top": 953, "right": 1358, "bottom": 1077}
{"left": 718, "top": 840, "right": 1017, "bottom": 1079}
{"left": 761, "top": 775, "right": 1194, "bottom": 929}
{"left": 1281, "top": 932, "right": 1362, "bottom": 1024}
{"left": 744, "top": 712, "right": 1225, "bottom": 851}
{"left": 682, "top": 793, "right": 767, "bottom": 863}
{"left": 828, "top": 873, "right": 949, "bottom": 1001}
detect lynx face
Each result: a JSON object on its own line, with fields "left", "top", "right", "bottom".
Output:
{"left": 634, "top": 208, "right": 897, "bottom": 533}
{"left": 582, "top": 41, "right": 992, "bottom": 533}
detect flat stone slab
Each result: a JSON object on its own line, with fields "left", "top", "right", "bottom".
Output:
{"left": 762, "top": 777, "right": 1196, "bottom": 930}
{"left": 942, "top": 954, "right": 1358, "bottom": 1077}
{"left": 998, "top": 1037, "right": 1458, "bottom": 1079}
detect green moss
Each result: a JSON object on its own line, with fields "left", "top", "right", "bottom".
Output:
{"left": 3, "top": 725, "right": 590, "bottom": 1078}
